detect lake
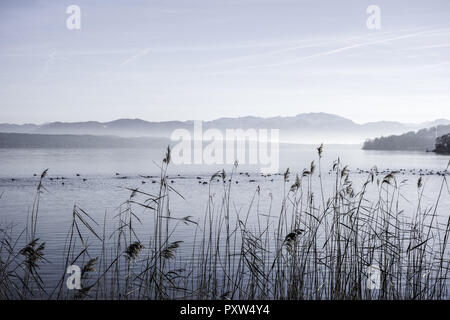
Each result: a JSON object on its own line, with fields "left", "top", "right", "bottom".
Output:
{"left": 1, "top": 145, "right": 449, "bottom": 299}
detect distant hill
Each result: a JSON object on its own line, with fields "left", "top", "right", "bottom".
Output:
{"left": 0, "top": 123, "right": 39, "bottom": 133}
{"left": 435, "top": 133, "right": 450, "bottom": 154}
{"left": 0, "top": 132, "right": 170, "bottom": 149}
{"left": 362, "top": 125, "right": 450, "bottom": 151}
{"left": 0, "top": 113, "right": 447, "bottom": 144}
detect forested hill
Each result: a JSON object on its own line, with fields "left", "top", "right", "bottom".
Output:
{"left": 362, "top": 125, "right": 450, "bottom": 151}
{"left": 435, "top": 133, "right": 450, "bottom": 154}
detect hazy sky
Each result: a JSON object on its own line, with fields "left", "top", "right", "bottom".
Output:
{"left": 1, "top": 0, "right": 450, "bottom": 124}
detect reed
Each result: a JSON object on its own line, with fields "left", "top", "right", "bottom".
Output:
{"left": 0, "top": 146, "right": 449, "bottom": 300}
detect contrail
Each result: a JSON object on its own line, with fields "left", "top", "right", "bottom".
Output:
{"left": 207, "top": 27, "right": 450, "bottom": 74}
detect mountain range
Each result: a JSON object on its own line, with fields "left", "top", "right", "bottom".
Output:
{"left": 1, "top": 113, "right": 449, "bottom": 144}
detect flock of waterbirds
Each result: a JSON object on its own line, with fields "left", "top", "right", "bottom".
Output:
{"left": 354, "top": 167, "right": 449, "bottom": 176}
{"left": 4, "top": 166, "right": 450, "bottom": 186}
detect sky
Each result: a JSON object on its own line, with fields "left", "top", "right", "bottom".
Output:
{"left": 0, "top": 0, "right": 450, "bottom": 124}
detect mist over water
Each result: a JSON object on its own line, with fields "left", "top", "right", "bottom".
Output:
{"left": 1, "top": 145, "right": 449, "bottom": 177}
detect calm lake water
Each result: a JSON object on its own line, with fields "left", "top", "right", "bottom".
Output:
{"left": 1, "top": 145, "right": 449, "bottom": 293}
